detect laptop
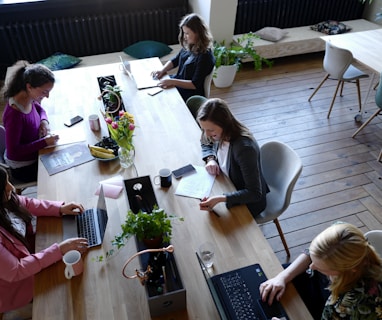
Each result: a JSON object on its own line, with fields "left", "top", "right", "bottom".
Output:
{"left": 196, "top": 252, "right": 289, "bottom": 320}
{"left": 62, "top": 186, "right": 108, "bottom": 247}
{"left": 128, "top": 57, "right": 163, "bottom": 90}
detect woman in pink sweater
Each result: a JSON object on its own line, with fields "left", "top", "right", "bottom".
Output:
{"left": 0, "top": 167, "right": 88, "bottom": 314}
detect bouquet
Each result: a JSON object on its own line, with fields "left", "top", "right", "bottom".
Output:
{"left": 104, "top": 110, "right": 135, "bottom": 151}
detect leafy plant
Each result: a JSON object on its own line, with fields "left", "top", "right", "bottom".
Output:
{"left": 93, "top": 206, "right": 183, "bottom": 262}
{"left": 102, "top": 84, "right": 122, "bottom": 105}
{"left": 213, "top": 32, "right": 273, "bottom": 71}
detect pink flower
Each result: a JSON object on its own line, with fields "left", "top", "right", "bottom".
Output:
{"left": 111, "top": 122, "right": 119, "bottom": 129}
{"left": 105, "top": 117, "right": 113, "bottom": 124}
{"left": 119, "top": 110, "right": 125, "bottom": 117}
{"left": 129, "top": 123, "right": 135, "bottom": 130}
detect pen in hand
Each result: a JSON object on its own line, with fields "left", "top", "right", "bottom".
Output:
{"left": 200, "top": 198, "right": 220, "bottom": 218}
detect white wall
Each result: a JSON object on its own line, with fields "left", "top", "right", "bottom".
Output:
{"left": 189, "top": 0, "right": 238, "bottom": 44}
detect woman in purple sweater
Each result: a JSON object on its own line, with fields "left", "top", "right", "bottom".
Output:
{"left": 0, "top": 166, "right": 88, "bottom": 315}
{"left": 2, "top": 62, "right": 59, "bottom": 182}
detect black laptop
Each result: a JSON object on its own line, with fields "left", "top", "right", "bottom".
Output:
{"left": 62, "top": 186, "right": 108, "bottom": 247}
{"left": 196, "top": 252, "right": 289, "bottom": 320}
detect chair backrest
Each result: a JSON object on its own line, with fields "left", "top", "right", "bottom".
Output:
{"left": 259, "top": 141, "right": 303, "bottom": 219}
{"left": 364, "top": 230, "right": 382, "bottom": 257}
{"left": 0, "top": 125, "right": 6, "bottom": 163}
{"left": 186, "top": 95, "right": 207, "bottom": 120}
{"left": 203, "top": 70, "right": 214, "bottom": 98}
{"left": 375, "top": 73, "right": 382, "bottom": 108}
{"left": 323, "top": 41, "right": 353, "bottom": 79}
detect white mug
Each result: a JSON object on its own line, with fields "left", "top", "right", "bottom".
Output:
{"left": 63, "top": 250, "right": 84, "bottom": 279}
{"left": 88, "top": 114, "right": 100, "bottom": 131}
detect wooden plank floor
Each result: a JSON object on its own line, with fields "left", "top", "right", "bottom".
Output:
{"left": 210, "top": 52, "right": 382, "bottom": 264}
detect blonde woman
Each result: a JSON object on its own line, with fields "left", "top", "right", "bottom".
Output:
{"left": 260, "top": 222, "right": 382, "bottom": 319}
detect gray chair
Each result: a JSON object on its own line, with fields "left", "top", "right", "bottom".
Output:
{"left": 0, "top": 125, "right": 37, "bottom": 194}
{"left": 186, "top": 95, "right": 207, "bottom": 120}
{"left": 255, "top": 141, "right": 303, "bottom": 257}
{"left": 364, "top": 230, "right": 382, "bottom": 257}
{"left": 308, "top": 41, "right": 369, "bottom": 119}
{"left": 352, "top": 74, "right": 382, "bottom": 160}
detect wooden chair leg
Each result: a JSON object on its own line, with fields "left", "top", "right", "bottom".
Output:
{"left": 352, "top": 109, "right": 381, "bottom": 138}
{"left": 273, "top": 218, "right": 290, "bottom": 257}
{"left": 308, "top": 74, "right": 329, "bottom": 102}
{"left": 339, "top": 80, "right": 345, "bottom": 96}
{"left": 356, "top": 79, "right": 363, "bottom": 112}
{"left": 327, "top": 80, "right": 342, "bottom": 119}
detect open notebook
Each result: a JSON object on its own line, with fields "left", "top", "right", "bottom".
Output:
{"left": 196, "top": 252, "right": 289, "bottom": 320}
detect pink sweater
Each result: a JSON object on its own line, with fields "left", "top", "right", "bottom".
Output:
{"left": 0, "top": 196, "right": 63, "bottom": 313}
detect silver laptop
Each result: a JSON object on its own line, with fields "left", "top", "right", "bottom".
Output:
{"left": 128, "top": 57, "right": 163, "bottom": 90}
{"left": 62, "top": 186, "right": 108, "bottom": 247}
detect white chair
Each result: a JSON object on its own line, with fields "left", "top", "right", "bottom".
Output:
{"left": 308, "top": 41, "right": 369, "bottom": 119}
{"left": 204, "top": 69, "right": 214, "bottom": 98}
{"left": 364, "top": 230, "right": 382, "bottom": 257}
{"left": 0, "top": 125, "right": 37, "bottom": 194}
{"left": 255, "top": 141, "right": 303, "bottom": 257}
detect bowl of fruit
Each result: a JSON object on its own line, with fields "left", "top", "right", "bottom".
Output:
{"left": 88, "top": 137, "right": 119, "bottom": 161}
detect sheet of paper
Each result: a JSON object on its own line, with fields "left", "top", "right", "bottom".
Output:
{"left": 175, "top": 165, "right": 215, "bottom": 199}
{"left": 45, "top": 127, "right": 87, "bottom": 148}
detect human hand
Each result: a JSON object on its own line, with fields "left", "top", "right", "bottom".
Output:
{"left": 151, "top": 70, "right": 166, "bottom": 80}
{"left": 39, "top": 120, "right": 50, "bottom": 137}
{"left": 60, "top": 202, "right": 85, "bottom": 215}
{"left": 205, "top": 159, "right": 220, "bottom": 175}
{"left": 200, "top": 196, "right": 224, "bottom": 211}
{"left": 259, "top": 275, "right": 287, "bottom": 305}
{"left": 158, "top": 79, "right": 174, "bottom": 89}
{"left": 45, "top": 134, "right": 59, "bottom": 146}
{"left": 58, "top": 237, "right": 89, "bottom": 255}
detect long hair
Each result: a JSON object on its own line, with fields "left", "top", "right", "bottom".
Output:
{"left": 178, "top": 13, "right": 213, "bottom": 53}
{"left": 3, "top": 63, "right": 55, "bottom": 99}
{"left": 197, "top": 98, "right": 253, "bottom": 144}
{"left": 310, "top": 222, "right": 382, "bottom": 303}
{"left": 0, "top": 167, "right": 33, "bottom": 249}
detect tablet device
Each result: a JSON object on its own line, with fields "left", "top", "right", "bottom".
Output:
{"left": 172, "top": 164, "right": 196, "bottom": 179}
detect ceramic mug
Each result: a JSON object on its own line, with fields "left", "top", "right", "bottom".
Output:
{"left": 88, "top": 114, "right": 100, "bottom": 131}
{"left": 63, "top": 250, "right": 84, "bottom": 279}
{"left": 154, "top": 168, "right": 172, "bottom": 188}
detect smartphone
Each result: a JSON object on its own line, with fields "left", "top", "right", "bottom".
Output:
{"left": 172, "top": 164, "right": 196, "bottom": 179}
{"left": 147, "top": 87, "right": 163, "bottom": 96}
{"left": 64, "top": 115, "right": 83, "bottom": 127}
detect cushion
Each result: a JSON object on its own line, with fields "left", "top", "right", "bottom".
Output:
{"left": 254, "top": 27, "right": 288, "bottom": 42}
{"left": 123, "top": 40, "right": 172, "bottom": 59}
{"left": 37, "top": 52, "right": 82, "bottom": 71}
{"left": 310, "top": 20, "right": 352, "bottom": 35}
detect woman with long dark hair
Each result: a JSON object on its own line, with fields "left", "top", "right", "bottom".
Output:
{"left": 0, "top": 166, "right": 87, "bottom": 314}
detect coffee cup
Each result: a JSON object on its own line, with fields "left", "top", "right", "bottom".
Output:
{"left": 154, "top": 168, "right": 172, "bottom": 188}
{"left": 63, "top": 250, "right": 84, "bottom": 279}
{"left": 88, "top": 114, "right": 100, "bottom": 131}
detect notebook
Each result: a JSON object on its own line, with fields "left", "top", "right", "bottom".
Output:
{"left": 196, "top": 252, "right": 289, "bottom": 320}
{"left": 128, "top": 57, "right": 163, "bottom": 90}
{"left": 62, "top": 186, "right": 108, "bottom": 247}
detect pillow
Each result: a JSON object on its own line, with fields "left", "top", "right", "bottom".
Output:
{"left": 254, "top": 27, "right": 288, "bottom": 42}
{"left": 123, "top": 40, "right": 172, "bottom": 59}
{"left": 310, "top": 20, "right": 352, "bottom": 35}
{"left": 37, "top": 52, "right": 82, "bottom": 71}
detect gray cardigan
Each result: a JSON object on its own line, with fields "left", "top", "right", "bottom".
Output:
{"left": 201, "top": 136, "right": 268, "bottom": 217}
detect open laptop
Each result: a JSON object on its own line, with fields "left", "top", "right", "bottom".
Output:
{"left": 127, "top": 57, "right": 164, "bottom": 90}
{"left": 196, "top": 252, "right": 289, "bottom": 320}
{"left": 62, "top": 186, "right": 108, "bottom": 247}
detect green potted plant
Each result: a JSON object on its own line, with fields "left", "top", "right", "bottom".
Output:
{"left": 98, "top": 83, "right": 123, "bottom": 114}
{"left": 213, "top": 32, "right": 273, "bottom": 88}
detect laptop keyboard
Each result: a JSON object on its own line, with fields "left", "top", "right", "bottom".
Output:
{"left": 77, "top": 212, "right": 98, "bottom": 246}
{"left": 219, "top": 272, "right": 259, "bottom": 320}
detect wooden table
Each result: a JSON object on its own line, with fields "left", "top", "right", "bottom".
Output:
{"left": 321, "top": 29, "right": 382, "bottom": 111}
{"left": 34, "top": 60, "right": 312, "bottom": 319}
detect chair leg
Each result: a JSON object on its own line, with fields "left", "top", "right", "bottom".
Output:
{"left": 273, "top": 218, "right": 290, "bottom": 257}
{"left": 327, "top": 80, "right": 342, "bottom": 119}
{"left": 352, "top": 109, "right": 381, "bottom": 138}
{"left": 378, "top": 149, "right": 382, "bottom": 162}
{"left": 339, "top": 80, "right": 345, "bottom": 97}
{"left": 308, "top": 74, "right": 329, "bottom": 102}
{"left": 355, "top": 79, "right": 363, "bottom": 112}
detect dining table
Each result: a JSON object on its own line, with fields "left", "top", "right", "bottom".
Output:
{"left": 33, "top": 58, "right": 313, "bottom": 320}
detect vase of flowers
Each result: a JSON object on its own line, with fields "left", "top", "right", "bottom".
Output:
{"left": 104, "top": 110, "right": 135, "bottom": 168}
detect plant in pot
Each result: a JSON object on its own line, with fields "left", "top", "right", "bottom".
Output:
{"left": 213, "top": 32, "right": 273, "bottom": 88}
{"left": 98, "top": 83, "right": 123, "bottom": 114}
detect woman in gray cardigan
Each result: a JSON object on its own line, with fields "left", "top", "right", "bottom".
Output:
{"left": 197, "top": 98, "right": 268, "bottom": 218}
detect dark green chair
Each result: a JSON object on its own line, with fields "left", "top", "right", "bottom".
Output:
{"left": 186, "top": 95, "right": 207, "bottom": 120}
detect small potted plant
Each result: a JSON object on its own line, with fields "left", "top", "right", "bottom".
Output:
{"left": 98, "top": 83, "right": 123, "bottom": 114}
{"left": 213, "top": 32, "right": 273, "bottom": 88}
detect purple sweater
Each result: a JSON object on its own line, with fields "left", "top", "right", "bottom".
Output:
{"left": 2, "top": 101, "right": 48, "bottom": 162}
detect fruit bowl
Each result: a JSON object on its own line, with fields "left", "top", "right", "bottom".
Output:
{"left": 90, "top": 137, "right": 119, "bottom": 161}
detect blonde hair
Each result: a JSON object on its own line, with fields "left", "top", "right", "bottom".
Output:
{"left": 310, "top": 222, "right": 382, "bottom": 303}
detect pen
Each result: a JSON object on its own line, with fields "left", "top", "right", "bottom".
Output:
{"left": 200, "top": 198, "right": 220, "bottom": 218}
